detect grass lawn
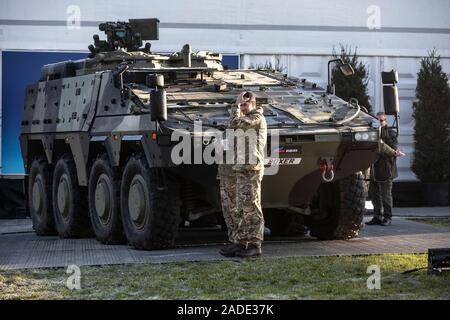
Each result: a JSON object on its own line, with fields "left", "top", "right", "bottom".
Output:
{"left": 408, "top": 218, "right": 450, "bottom": 229}
{"left": 1, "top": 254, "right": 449, "bottom": 300}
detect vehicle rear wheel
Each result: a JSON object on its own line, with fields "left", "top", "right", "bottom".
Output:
{"left": 305, "top": 172, "right": 367, "bottom": 240}
{"left": 52, "top": 154, "right": 92, "bottom": 238}
{"left": 120, "top": 154, "right": 181, "bottom": 250}
{"left": 88, "top": 155, "right": 124, "bottom": 244}
{"left": 28, "top": 157, "right": 56, "bottom": 235}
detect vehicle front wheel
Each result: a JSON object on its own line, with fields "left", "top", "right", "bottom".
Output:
{"left": 305, "top": 172, "right": 367, "bottom": 240}
{"left": 120, "top": 154, "right": 180, "bottom": 250}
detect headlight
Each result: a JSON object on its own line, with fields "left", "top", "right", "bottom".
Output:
{"left": 369, "top": 131, "right": 379, "bottom": 140}
{"left": 354, "top": 131, "right": 378, "bottom": 141}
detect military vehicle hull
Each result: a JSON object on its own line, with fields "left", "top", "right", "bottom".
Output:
{"left": 19, "top": 19, "right": 386, "bottom": 249}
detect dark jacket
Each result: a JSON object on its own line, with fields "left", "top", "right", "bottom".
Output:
{"left": 373, "top": 126, "right": 398, "bottom": 181}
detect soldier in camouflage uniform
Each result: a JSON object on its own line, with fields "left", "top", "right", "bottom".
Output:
{"left": 219, "top": 91, "right": 267, "bottom": 258}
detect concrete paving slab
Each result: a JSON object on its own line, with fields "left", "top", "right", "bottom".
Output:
{"left": 0, "top": 217, "right": 449, "bottom": 270}
{"left": 0, "top": 219, "right": 33, "bottom": 234}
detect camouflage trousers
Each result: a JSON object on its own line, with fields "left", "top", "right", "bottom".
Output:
{"left": 218, "top": 165, "right": 265, "bottom": 248}
{"left": 218, "top": 165, "right": 240, "bottom": 244}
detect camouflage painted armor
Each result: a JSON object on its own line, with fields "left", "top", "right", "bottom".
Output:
{"left": 219, "top": 103, "right": 267, "bottom": 248}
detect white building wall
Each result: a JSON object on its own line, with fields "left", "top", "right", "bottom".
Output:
{"left": 1, "top": 0, "right": 450, "bottom": 180}
{"left": 1, "top": 0, "right": 449, "bottom": 55}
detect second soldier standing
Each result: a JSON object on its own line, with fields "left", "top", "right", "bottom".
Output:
{"left": 219, "top": 91, "right": 267, "bottom": 258}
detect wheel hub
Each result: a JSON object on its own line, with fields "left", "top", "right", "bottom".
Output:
{"left": 128, "top": 175, "right": 147, "bottom": 229}
{"left": 94, "top": 174, "right": 111, "bottom": 224}
{"left": 57, "top": 174, "right": 70, "bottom": 219}
{"left": 32, "top": 175, "right": 44, "bottom": 214}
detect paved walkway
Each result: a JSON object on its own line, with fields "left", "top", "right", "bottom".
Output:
{"left": 390, "top": 207, "right": 450, "bottom": 217}
{"left": 0, "top": 215, "right": 449, "bottom": 270}
{"left": 364, "top": 205, "right": 450, "bottom": 217}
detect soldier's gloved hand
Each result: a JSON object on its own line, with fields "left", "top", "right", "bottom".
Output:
{"left": 395, "top": 150, "right": 405, "bottom": 157}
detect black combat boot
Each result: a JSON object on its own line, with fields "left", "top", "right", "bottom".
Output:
{"left": 236, "top": 244, "right": 262, "bottom": 258}
{"left": 365, "top": 217, "right": 383, "bottom": 226}
{"left": 381, "top": 218, "right": 392, "bottom": 226}
{"left": 219, "top": 243, "right": 245, "bottom": 257}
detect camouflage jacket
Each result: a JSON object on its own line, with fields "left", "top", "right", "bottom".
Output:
{"left": 228, "top": 104, "right": 267, "bottom": 172}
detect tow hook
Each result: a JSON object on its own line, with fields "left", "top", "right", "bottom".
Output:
{"left": 320, "top": 157, "right": 335, "bottom": 183}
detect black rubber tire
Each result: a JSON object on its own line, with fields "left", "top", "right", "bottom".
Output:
{"left": 305, "top": 172, "right": 367, "bottom": 240}
{"left": 28, "top": 158, "right": 56, "bottom": 235}
{"left": 88, "top": 155, "right": 125, "bottom": 244}
{"left": 52, "top": 154, "right": 93, "bottom": 238}
{"left": 120, "top": 154, "right": 181, "bottom": 250}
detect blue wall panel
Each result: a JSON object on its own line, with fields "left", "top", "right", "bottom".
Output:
{"left": 1, "top": 52, "right": 239, "bottom": 174}
{"left": 222, "top": 55, "right": 239, "bottom": 70}
{"left": 1, "top": 51, "right": 89, "bottom": 174}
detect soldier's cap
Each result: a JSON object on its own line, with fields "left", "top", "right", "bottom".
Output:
{"left": 243, "top": 91, "right": 256, "bottom": 102}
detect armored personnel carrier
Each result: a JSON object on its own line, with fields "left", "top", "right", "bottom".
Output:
{"left": 20, "top": 19, "right": 400, "bottom": 249}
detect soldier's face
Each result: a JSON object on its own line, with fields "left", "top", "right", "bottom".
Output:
{"left": 378, "top": 116, "right": 387, "bottom": 127}
{"left": 240, "top": 101, "right": 256, "bottom": 115}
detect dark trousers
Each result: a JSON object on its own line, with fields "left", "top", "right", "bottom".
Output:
{"left": 370, "top": 180, "right": 393, "bottom": 220}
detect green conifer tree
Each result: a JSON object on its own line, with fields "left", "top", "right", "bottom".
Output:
{"left": 332, "top": 45, "right": 372, "bottom": 113}
{"left": 412, "top": 50, "right": 450, "bottom": 182}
